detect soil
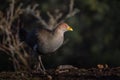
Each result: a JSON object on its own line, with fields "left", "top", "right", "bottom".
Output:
{"left": 0, "top": 65, "right": 120, "bottom": 80}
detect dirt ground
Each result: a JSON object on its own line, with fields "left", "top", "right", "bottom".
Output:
{"left": 0, "top": 65, "right": 120, "bottom": 80}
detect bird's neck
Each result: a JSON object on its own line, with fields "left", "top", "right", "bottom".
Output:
{"left": 54, "top": 28, "right": 64, "bottom": 37}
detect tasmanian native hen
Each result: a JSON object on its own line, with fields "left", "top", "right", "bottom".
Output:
{"left": 20, "top": 22, "right": 73, "bottom": 72}
{"left": 25, "top": 23, "right": 73, "bottom": 54}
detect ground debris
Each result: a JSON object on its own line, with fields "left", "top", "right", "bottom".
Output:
{"left": 0, "top": 66, "right": 120, "bottom": 80}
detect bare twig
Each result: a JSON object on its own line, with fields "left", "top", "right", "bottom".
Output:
{"left": 58, "top": 0, "right": 80, "bottom": 24}
{"left": 35, "top": 12, "right": 49, "bottom": 29}
{"left": 69, "top": 0, "right": 74, "bottom": 13}
{"left": 0, "top": 0, "right": 31, "bottom": 71}
{"left": 24, "top": 0, "right": 80, "bottom": 30}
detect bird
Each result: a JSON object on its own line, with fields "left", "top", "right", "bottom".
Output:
{"left": 25, "top": 23, "right": 73, "bottom": 54}
{"left": 24, "top": 22, "right": 73, "bottom": 73}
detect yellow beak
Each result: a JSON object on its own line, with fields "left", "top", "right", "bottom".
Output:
{"left": 67, "top": 26, "right": 73, "bottom": 31}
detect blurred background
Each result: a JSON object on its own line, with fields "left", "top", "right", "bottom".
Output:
{"left": 0, "top": 0, "right": 120, "bottom": 70}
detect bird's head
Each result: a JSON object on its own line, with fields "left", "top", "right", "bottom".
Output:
{"left": 57, "top": 23, "right": 73, "bottom": 32}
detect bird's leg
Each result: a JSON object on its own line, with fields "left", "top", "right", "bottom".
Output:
{"left": 37, "top": 56, "right": 53, "bottom": 79}
{"left": 37, "top": 55, "right": 46, "bottom": 74}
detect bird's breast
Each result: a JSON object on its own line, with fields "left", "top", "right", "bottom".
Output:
{"left": 38, "top": 33, "right": 64, "bottom": 53}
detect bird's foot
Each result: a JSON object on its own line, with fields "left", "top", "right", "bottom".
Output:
{"left": 33, "top": 64, "right": 46, "bottom": 75}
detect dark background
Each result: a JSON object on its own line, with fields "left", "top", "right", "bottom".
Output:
{"left": 0, "top": 0, "right": 120, "bottom": 70}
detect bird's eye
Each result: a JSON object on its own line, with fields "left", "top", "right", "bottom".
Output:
{"left": 63, "top": 24, "right": 68, "bottom": 28}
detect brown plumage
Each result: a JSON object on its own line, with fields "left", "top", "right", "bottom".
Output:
{"left": 25, "top": 23, "right": 73, "bottom": 54}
